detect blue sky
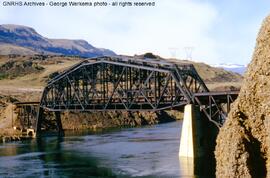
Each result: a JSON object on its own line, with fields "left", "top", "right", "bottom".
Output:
{"left": 1, "top": 0, "right": 270, "bottom": 65}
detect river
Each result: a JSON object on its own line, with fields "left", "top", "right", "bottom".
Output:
{"left": 0, "top": 121, "right": 211, "bottom": 178}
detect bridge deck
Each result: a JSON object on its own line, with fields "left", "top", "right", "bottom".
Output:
{"left": 15, "top": 102, "right": 40, "bottom": 107}
{"left": 194, "top": 91, "right": 239, "bottom": 105}
{"left": 14, "top": 91, "right": 239, "bottom": 109}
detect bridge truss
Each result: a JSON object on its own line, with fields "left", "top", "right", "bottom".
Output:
{"left": 39, "top": 56, "right": 208, "bottom": 112}
{"left": 15, "top": 56, "right": 238, "bottom": 134}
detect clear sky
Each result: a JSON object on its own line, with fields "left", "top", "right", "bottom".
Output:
{"left": 1, "top": 0, "right": 270, "bottom": 65}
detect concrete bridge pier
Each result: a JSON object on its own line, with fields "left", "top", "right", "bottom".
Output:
{"left": 179, "top": 104, "right": 218, "bottom": 176}
{"left": 179, "top": 104, "right": 204, "bottom": 158}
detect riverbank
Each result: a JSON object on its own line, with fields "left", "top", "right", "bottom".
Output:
{"left": 0, "top": 91, "right": 184, "bottom": 142}
{"left": 60, "top": 110, "right": 183, "bottom": 131}
{"left": 0, "top": 129, "right": 21, "bottom": 143}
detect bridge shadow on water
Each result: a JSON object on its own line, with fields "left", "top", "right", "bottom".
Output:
{"left": 35, "top": 137, "right": 117, "bottom": 178}
{"left": 0, "top": 121, "right": 217, "bottom": 178}
{"left": 35, "top": 124, "right": 217, "bottom": 178}
{"left": 179, "top": 156, "right": 216, "bottom": 178}
{"left": 0, "top": 137, "right": 117, "bottom": 177}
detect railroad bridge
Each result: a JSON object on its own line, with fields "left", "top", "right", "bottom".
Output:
{"left": 15, "top": 56, "right": 239, "bottom": 136}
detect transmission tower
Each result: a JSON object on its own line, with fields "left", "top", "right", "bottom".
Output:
{"left": 184, "top": 46, "right": 194, "bottom": 60}
{"left": 168, "top": 47, "right": 179, "bottom": 58}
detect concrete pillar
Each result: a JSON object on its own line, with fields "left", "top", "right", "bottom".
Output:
{"left": 179, "top": 104, "right": 194, "bottom": 157}
{"left": 179, "top": 104, "right": 218, "bottom": 176}
{"left": 179, "top": 156, "right": 194, "bottom": 176}
{"left": 179, "top": 104, "right": 205, "bottom": 158}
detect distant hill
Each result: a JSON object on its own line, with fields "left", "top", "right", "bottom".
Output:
{"left": 0, "top": 24, "right": 115, "bottom": 57}
{"left": 135, "top": 53, "right": 243, "bottom": 91}
{"left": 135, "top": 53, "right": 243, "bottom": 82}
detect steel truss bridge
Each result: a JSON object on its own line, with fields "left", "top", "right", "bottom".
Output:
{"left": 15, "top": 56, "right": 239, "bottom": 134}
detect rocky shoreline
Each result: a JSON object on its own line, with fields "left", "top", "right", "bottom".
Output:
{"left": 60, "top": 110, "right": 182, "bottom": 131}
{"left": 0, "top": 128, "right": 29, "bottom": 143}
{"left": 0, "top": 135, "right": 23, "bottom": 143}
{"left": 0, "top": 94, "right": 183, "bottom": 143}
{"left": 0, "top": 111, "right": 182, "bottom": 143}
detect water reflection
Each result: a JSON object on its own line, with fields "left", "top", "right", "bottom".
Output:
{"left": 179, "top": 157, "right": 194, "bottom": 177}
{"left": 0, "top": 121, "right": 215, "bottom": 177}
{"left": 0, "top": 138, "right": 116, "bottom": 177}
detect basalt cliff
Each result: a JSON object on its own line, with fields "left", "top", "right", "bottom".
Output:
{"left": 215, "top": 15, "right": 270, "bottom": 177}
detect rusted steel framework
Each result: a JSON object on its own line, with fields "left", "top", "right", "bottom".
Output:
{"left": 194, "top": 91, "right": 238, "bottom": 127}
{"left": 39, "top": 56, "right": 208, "bottom": 111}
{"left": 13, "top": 56, "right": 238, "bottom": 134}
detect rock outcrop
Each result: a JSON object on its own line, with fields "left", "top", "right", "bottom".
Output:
{"left": 58, "top": 110, "right": 179, "bottom": 131}
{"left": 215, "top": 15, "right": 270, "bottom": 177}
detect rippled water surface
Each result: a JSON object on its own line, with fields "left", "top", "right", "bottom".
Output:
{"left": 0, "top": 121, "right": 200, "bottom": 178}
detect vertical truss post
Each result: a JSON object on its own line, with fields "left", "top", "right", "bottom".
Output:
{"left": 36, "top": 107, "right": 44, "bottom": 136}
{"left": 209, "top": 96, "right": 212, "bottom": 119}
{"left": 227, "top": 95, "right": 231, "bottom": 114}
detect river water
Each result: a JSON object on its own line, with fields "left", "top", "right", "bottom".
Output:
{"left": 0, "top": 121, "right": 206, "bottom": 178}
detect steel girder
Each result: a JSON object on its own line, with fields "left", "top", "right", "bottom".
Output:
{"left": 194, "top": 91, "right": 239, "bottom": 127}
{"left": 15, "top": 102, "right": 39, "bottom": 130}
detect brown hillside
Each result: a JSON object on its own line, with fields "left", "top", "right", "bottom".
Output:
{"left": 0, "top": 44, "right": 37, "bottom": 55}
{"left": 135, "top": 53, "right": 243, "bottom": 91}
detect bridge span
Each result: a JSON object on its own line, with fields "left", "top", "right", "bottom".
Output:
{"left": 15, "top": 56, "right": 239, "bottom": 135}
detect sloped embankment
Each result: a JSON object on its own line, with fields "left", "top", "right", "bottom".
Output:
{"left": 0, "top": 95, "right": 22, "bottom": 143}
{"left": 215, "top": 15, "right": 270, "bottom": 177}
{"left": 0, "top": 57, "right": 44, "bottom": 80}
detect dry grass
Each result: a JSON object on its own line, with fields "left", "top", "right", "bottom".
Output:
{"left": 0, "top": 44, "right": 36, "bottom": 56}
{"left": 0, "top": 56, "right": 80, "bottom": 101}
{"left": 166, "top": 58, "right": 243, "bottom": 83}
{"left": 0, "top": 56, "right": 80, "bottom": 88}
{"left": 0, "top": 128, "right": 21, "bottom": 136}
{"left": 206, "top": 82, "right": 242, "bottom": 91}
